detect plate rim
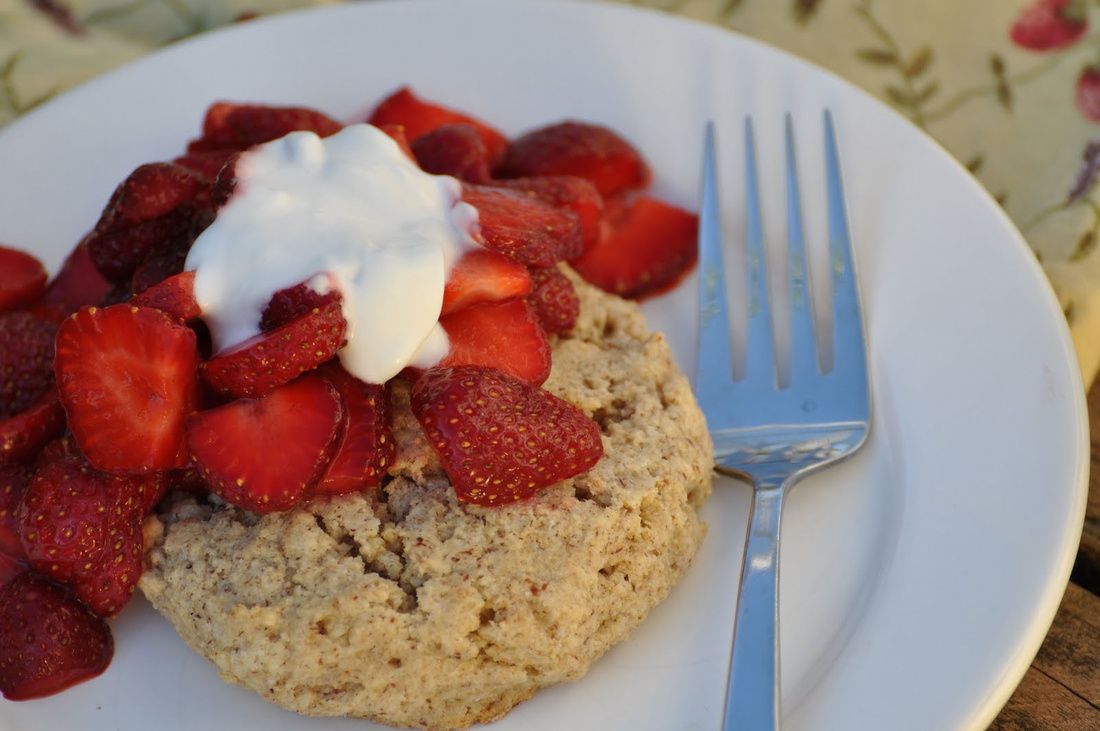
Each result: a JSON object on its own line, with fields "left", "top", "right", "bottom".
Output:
{"left": 0, "top": 0, "right": 1089, "bottom": 728}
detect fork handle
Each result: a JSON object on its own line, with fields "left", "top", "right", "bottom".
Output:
{"left": 723, "top": 484, "right": 784, "bottom": 731}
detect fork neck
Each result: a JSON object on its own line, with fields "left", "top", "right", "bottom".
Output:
{"left": 717, "top": 463, "right": 791, "bottom": 493}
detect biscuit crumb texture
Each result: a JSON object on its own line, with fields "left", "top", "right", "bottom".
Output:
{"left": 141, "top": 273, "right": 713, "bottom": 730}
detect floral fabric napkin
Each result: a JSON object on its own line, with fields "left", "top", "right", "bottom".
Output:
{"left": 2, "top": 0, "right": 1099, "bottom": 381}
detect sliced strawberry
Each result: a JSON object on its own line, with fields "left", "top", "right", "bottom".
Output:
{"left": 572, "top": 195, "right": 698, "bottom": 300}
{"left": 165, "top": 464, "right": 209, "bottom": 499}
{"left": 187, "top": 375, "right": 343, "bottom": 512}
{"left": 461, "top": 184, "right": 582, "bottom": 268}
{"left": 130, "top": 271, "right": 200, "bottom": 322}
{"left": 0, "top": 311, "right": 61, "bottom": 465}
{"left": 39, "top": 239, "right": 112, "bottom": 317}
{"left": 203, "top": 297, "right": 346, "bottom": 399}
{"left": 0, "top": 572, "right": 113, "bottom": 700}
{"left": 0, "top": 553, "right": 22, "bottom": 587}
{"left": 208, "top": 151, "right": 243, "bottom": 209}
{"left": 33, "top": 434, "right": 81, "bottom": 469}
{"left": 93, "top": 206, "right": 211, "bottom": 286}
{"left": 260, "top": 280, "right": 342, "bottom": 332}
{"left": 139, "top": 471, "right": 170, "bottom": 515}
{"left": 0, "top": 312, "right": 57, "bottom": 419}
{"left": 412, "top": 123, "right": 492, "bottom": 182}
{"left": 99, "top": 283, "right": 133, "bottom": 308}
{"left": 187, "top": 102, "right": 342, "bottom": 152}
{"left": 0, "top": 463, "right": 32, "bottom": 560}
{"left": 18, "top": 452, "right": 148, "bottom": 616}
{"left": 376, "top": 123, "right": 415, "bottom": 159}
{"left": 128, "top": 225, "right": 208, "bottom": 296}
{"left": 368, "top": 87, "right": 508, "bottom": 164}
{"left": 491, "top": 176, "right": 602, "bottom": 257}
{"left": 98, "top": 163, "right": 210, "bottom": 228}
{"left": 411, "top": 366, "right": 603, "bottom": 506}
{"left": 313, "top": 362, "right": 394, "bottom": 495}
{"left": 442, "top": 249, "right": 532, "bottom": 316}
{"left": 87, "top": 163, "right": 212, "bottom": 284}
{"left": 527, "top": 267, "right": 580, "bottom": 335}
{"left": 55, "top": 305, "right": 199, "bottom": 473}
{"left": 438, "top": 299, "right": 551, "bottom": 385}
{"left": 0, "top": 246, "right": 48, "bottom": 313}
{"left": 498, "top": 121, "right": 649, "bottom": 196}
{"left": 0, "top": 394, "right": 65, "bottom": 467}
{"left": 173, "top": 149, "right": 235, "bottom": 179}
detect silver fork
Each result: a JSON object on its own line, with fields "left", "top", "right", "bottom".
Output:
{"left": 695, "top": 112, "right": 871, "bottom": 730}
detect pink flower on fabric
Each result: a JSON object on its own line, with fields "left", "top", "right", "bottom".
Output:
{"left": 1076, "top": 67, "right": 1100, "bottom": 122}
{"left": 1011, "top": 0, "right": 1088, "bottom": 51}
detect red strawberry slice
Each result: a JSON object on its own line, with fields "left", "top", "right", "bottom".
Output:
{"left": 187, "top": 375, "right": 343, "bottom": 512}
{"left": 376, "top": 123, "right": 415, "bottom": 159}
{"left": 572, "top": 195, "right": 698, "bottom": 300}
{"left": 0, "top": 246, "right": 48, "bottom": 314}
{"left": 0, "top": 572, "right": 113, "bottom": 700}
{"left": 0, "top": 311, "right": 57, "bottom": 419}
{"left": 313, "top": 362, "right": 394, "bottom": 495}
{"left": 98, "top": 163, "right": 210, "bottom": 227}
{"left": 0, "top": 552, "right": 22, "bottom": 587}
{"left": 527, "top": 267, "right": 580, "bottom": 335}
{"left": 411, "top": 365, "right": 603, "bottom": 506}
{"left": 209, "top": 151, "right": 243, "bottom": 209}
{"left": 87, "top": 213, "right": 187, "bottom": 285}
{"left": 491, "top": 176, "right": 602, "bottom": 256}
{"left": 187, "top": 102, "right": 343, "bottom": 152}
{"left": 438, "top": 299, "right": 551, "bottom": 385}
{"left": 128, "top": 222, "right": 210, "bottom": 297}
{"left": 1011, "top": 0, "right": 1087, "bottom": 52}
{"left": 0, "top": 311, "right": 61, "bottom": 466}
{"left": 130, "top": 270, "right": 201, "bottom": 322}
{"left": 165, "top": 464, "right": 209, "bottom": 499}
{"left": 0, "top": 463, "right": 32, "bottom": 560}
{"left": 0, "top": 394, "right": 65, "bottom": 467}
{"left": 461, "top": 184, "right": 582, "bottom": 268}
{"left": 202, "top": 297, "right": 346, "bottom": 398}
{"left": 18, "top": 452, "right": 148, "bottom": 616}
{"left": 55, "top": 305, "right": 200, "bottom": 474}
{"left": 260, "top": 280, "right": 342, "bottom": 332}
{"left": 442, "top": 249, "right": 532, "bottom": 316}
{"left": 34, "top": 434, "right": 82, "bottom": 469}
{"left": 173, "top": 149, "right": 235, "bottom": 179}
{"left": 39, "top": 239, "right": 112, "bottom": 318}
{"left": 498, "top": 121, "right": 650, "bottom": 196}
{"left": 412, "top": 123, "right": 492, "bottom": 182}
{"left": 368, "top": 87, "right": 508, "bottom": 164}
{"left": 139, "top": 471, "right": 170, "bottom": 514}
{"left": 87, "top": 163, "right": 212, "bottom": 284}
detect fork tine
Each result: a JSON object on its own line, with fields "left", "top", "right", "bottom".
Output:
{"left": 695, "top": 122, "right": 735, "bottom": 402}
{"left": 784, "top": 114, "right": 820, "bottom": 386}
{"left": 742, "top": 117, "right": 777, "bottom": 387}
{"left": 823, "top": 111, "right": 868, "bottom": 388}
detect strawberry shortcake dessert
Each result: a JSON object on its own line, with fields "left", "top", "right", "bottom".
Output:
{"left": 0, "top": 88, "right": 712, "bottom": 730}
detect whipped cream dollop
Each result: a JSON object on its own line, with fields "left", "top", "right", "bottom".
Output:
{"left": 185, "top": 124, "right": 478, "bottom": 384}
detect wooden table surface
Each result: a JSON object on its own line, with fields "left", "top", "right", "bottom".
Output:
{"left": 989, "top": 382, "right": 1100, "bottom": 729}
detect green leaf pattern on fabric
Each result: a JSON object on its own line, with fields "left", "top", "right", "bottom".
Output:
{"left": 624, "top": 0, "right": 1100, "bottom": 383}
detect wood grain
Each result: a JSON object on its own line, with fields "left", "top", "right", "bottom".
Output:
{"left": 1031, "top": 584, "right": 1100, "bottom": 707}
{"left": 988, "top": 377, "right": 1100, "bottom": 729}
{"left": 991, "top": 585, "right": 1100, "bottom": 727}
{"left": 991, "top": 667, "right": 1098, "bottom": 730}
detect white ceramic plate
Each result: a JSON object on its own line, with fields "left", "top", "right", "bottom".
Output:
{"left": 0, "top": 1, "right": 1087, "bottom": 729}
